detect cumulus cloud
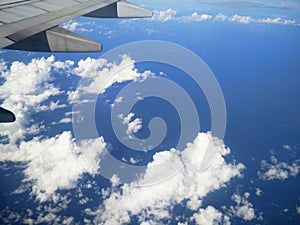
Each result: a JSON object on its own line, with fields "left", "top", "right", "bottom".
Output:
{"left": 63, "top": 20, "right": 80, "bottom": 32}
{"left": 0, "top": 56, "right": 69, "bottom": 143}
{"left": 69, "top": 55, "right": 153, "bottom": 104}
{"left": 148, "top": 9, "right": 297, "bottom": 26}
{"left": 151, "top": 10, "right": 212, "bottom": 23}
{"left": 118, "top": 113, "right": 143, "bottom": 139}
{"left": 230, "top": 14, "right": 253, "bottom": 24}
{"left": 126, "top": 117, "right": 142, "bottom": 136}
{"left": 62, "top": 20, "right": 94, "bottom": 33}
{"left": 192, "top": 206, "right": 231, "bottom": 225}
{"left": 110, "top": 174, "right": 121, "bottom": 187}
{"left": 0, "top": 131, "right": 106, "bottom": 202}
{"left": 215, "top": 13, "right": 228, "bottom": 21}
{"left": 257, "top": 17, "right": 296, "bottom": 25}
{"left": 179, "top": 13, "right": 212, "bottom": 23}
{"left": 94, "top": 132, "right": 244, "bottom": 224}
{"left": 111, "top": 96, "right": 123, "bottom": 108}
{"left": 0, "top": 55, "right": 112, "bottom": 203}
{"left": 151, "top": 9, "right": 177, "bottom": 22}
{"left": 229, "top": 192, "right": 256, "bottom": 221}
{"left": 215, "top": 13, "right": 297, "bottom": 25}
{"left": 129, "top": 157, "right": 139, "bottom": 164}
{"left": 255, "top": 188, "right": 262, "bottom": 196}
{"left": 258, "top": 156, "right": 300, "bottom": 181}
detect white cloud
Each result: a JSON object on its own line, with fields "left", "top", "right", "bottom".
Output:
{"left": 0, "top": 56, "right": 67, "bottom": 143}
{"left": 255, "top": 188, "right": 262, "bottom": 196}
{"left": 110, "top": 174, "right": 121, "bottom": 187}
{"left": 94, "top": 132, "right": 244, "bottom": 224}
{"left": 215, "top": 13, "right": 228, "bottom": 21}
{"left": 51, "top": 117, "right": 72, "bottom": 125}
{"left": 0, "top": 54, "right": 157, "bottom": 206}
{"left": 26, "top": 123, "right": 45, "bottom": 136}
{"left": 180, "top": 13, "right": 212, "bottom": 22}
{"left": 73, "top": 57, "right": 108, "bottom": 79}
{"left": 120, "top": 113, "right": 134, "bottom": 125}
{"left": 192, "top": 206, "right": 231, "bottom": 225}
{"left": 229, "top": 192, "right": 256, "bottom": 221}
{"left": 297, "top": 206, "right": 300, "bottom": 215}
{"left": 126, "top": 118, "right": 142, "bottom": 137}
{"left": 258, "top": 156, "right": 300, "bottom": 181}
{"left": 111, "top": 96, "right": 123, "bottom": 108}
{"left": 187, "top": 196, "right": 202, "bottom": 211}
{"left": 0, "top": 55, "right": 113, "bottom": 203}
{"left": 63, "top": 20, "right": 79, "bottom": 32}
{"left": 148, "top": 9, "right": 297, "bottom": 26}
{"left": 119, "top": 113, "right": 143, "bottom": 138}
{"left": 215, "top": 13, "right": 297, "bottom": 25}
{"left": 151, "top": 9, "right": 177, "bottom": 22}
{"left": 62, "top": 20, "right": 94, "bottom": 33}
{"left": 70, "top": 55, "right": 153, "bottom": 104}
{"left": 0, "top": 131, "right": 106, "bottom": 202}
{"left": 39, "top": 100, "right": 67, "bottom": 112}
{"left": 258, "top": 17, "right": 296, "bottom": 25}
{"left": 151, "top": 10, "right": 212, "bottom": 23}
{"left": 58, "top": 118, "right": 72, "bottom": 124}
{"left": 231, "top": 14, "right": 253, "bottom": 24}
{"left": 129, "top": 157, "right": 139, "bottom": 164}
{"left": 67, "top": 89, "right": 82, "bottom": 104}
{"left": 282, "top": 144, "right": 295, "bottom": 151}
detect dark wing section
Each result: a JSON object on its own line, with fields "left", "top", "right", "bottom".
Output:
{"left": 0, "top": 0, "right": 152, "bottom": 52}
{"left": 0, "top": 107, "right": 16, "bottom": 123}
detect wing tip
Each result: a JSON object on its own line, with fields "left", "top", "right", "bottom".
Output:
{"left": 0, "top": 107, "right": 16, "bottom": 123}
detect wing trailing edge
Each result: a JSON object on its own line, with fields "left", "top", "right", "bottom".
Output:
{"left": 6, "top": 26, "right": 102, "bottom": 52}
{"left": 84, "top": 0, "right": 153, "bottom": 18}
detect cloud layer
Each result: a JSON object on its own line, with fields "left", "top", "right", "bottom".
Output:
{"left": 149, "top": 9, "right": 298, "bottom": 26}
{"left": 0, "top": 131, "right": 105, "bottom": 202}
{"left": 0, "top": 56, "right": 67, "bottom": 143}
{"left": 1, "top": 51, "right": 298, "bottom": 224}
{"left": 95, "top": 132, "right": 245, "bottom": 224}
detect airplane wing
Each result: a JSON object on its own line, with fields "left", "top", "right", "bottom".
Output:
{"left": 0, "top": 0, "right": 152, "bottom": 123}
{"left": 0, "top": 0, "right": 152, "bottom": 52}
{"left": 0, "top": 107, "right": 15, "bottom": 123}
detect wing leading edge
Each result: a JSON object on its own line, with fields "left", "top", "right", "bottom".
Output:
{"left": 0, "top": 0, "right": 152, "bottom": 52}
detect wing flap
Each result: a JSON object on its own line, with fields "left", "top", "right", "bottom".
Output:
{"left": 117, "top": 0, "right": 152, "bottom": 18}
{"left": 84, "top": 0, "right": 152, "bottom": 18}
{"left": 46, "top": 26, "right": 102, "bottom": 52}
{"left": 5, "top": 26, "right": 102, "bottom": 52}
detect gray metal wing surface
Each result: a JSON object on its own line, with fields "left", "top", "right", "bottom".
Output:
{"left": 0, "top": 0, "right": 152, "bottom": 52}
